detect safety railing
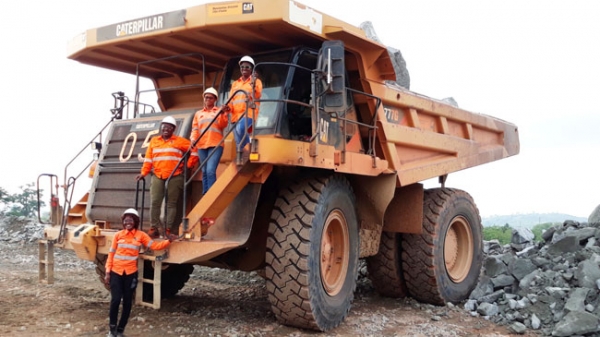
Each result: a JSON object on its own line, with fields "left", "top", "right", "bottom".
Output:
{"left": 36, "top": 114, "right": 116, "bottom": 243}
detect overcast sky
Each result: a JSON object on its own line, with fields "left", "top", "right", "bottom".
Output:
{"left": 1, "top": 0, "right": 598, "bottom": 218}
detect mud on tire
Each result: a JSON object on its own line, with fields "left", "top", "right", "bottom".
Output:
{"left": 402, "top": 188, "right": 483, "bottom": 304}
{"left": 265, "top": 174, "right": 359, "bottom": 331}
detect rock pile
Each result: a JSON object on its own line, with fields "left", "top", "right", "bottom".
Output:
{"left": 0, "top": 215, "right": 44, "bottom": 243}
{"left": 467, "top": 220, "right": 600, "bottom": 336}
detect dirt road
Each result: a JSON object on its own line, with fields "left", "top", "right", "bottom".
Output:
{"left": 0, "top": 241, "right": 532, "bottom": 337}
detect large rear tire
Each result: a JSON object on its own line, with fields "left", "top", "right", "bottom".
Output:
{"left": 266, "top": 174, "right": 359, "bottom": 331}
{"left": 366, "top": 231, "right": 407, "bottom": 298}
{"left": 402, "top": 188, "right": 482, "bottom": 304}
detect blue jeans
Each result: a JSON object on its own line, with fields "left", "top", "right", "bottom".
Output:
{"left": 198, "top": 146, "right": 223, "bottom": 194}
{"left": 234, "top": 117, "right": 253, "bottom": 149}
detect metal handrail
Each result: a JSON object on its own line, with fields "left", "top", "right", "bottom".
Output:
{"left": 36, "top": 174, "right": 58, "bottom": 225}
{"left": 166, "top": 92, "right": 246, "bottom": 235}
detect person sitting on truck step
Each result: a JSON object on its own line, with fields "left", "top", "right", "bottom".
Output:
{"left": 223, "top": 55, "right": 263, "bottom": 150}
{"left": 104, "top": 208, "right": 175, "bottom": 337}
{"left": 190, "top": 87, "right": 228, "bottom": 195}
{"left": 135, "top": 116, "right": 198, "bottom": 235}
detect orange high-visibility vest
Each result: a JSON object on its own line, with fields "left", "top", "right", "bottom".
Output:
{"left": 105, "top": 229, "right": 170, "bottom": 275}
{"left": 190, "top": 106, "right": 228, "bottom": 149}
{"left": 141, "top": 135, "right": 198, "bottom": 179}
{"left": 228, "top": 76, "right": 263, "bottom": 123}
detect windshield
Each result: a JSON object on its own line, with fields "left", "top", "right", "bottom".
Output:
{"left": 222, "top": 51, "right": 292, "bottom": 129}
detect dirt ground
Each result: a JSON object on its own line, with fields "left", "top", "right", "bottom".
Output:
{"left": 0, "top": 242, "right": 538, "bottom": 337}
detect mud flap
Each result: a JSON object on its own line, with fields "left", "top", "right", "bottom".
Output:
{"left": 205, "top": 183, "right": 262, "bottom": 243}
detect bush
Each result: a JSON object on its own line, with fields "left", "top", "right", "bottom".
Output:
{"left": 531, "top": 222, "right": 558, "bottom": 242}
{"left": 483, "top": 224, "right": 513, "bottom": 245}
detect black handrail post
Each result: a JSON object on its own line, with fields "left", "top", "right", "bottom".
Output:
{"left": 135, "top": 177, "right": 146, "bottom": 231}
{"left": 182, "top": 153, "right": 189, "bottom": 234}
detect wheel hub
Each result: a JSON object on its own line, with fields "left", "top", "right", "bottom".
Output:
{"left": 320, "top": 210, "right": 349, "bottom": 296}
{"left": 444, "top": 216, "right": 474, "bottom": 283}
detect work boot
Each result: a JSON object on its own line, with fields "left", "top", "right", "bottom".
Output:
{"left": 107, "top": 324, "right": 117, "bottom": 337}
{"left": 201, "top": 217, "right": 215, "bottom": 237}
{"left": 148, "top": 226, "right": 161, "bottom": 238}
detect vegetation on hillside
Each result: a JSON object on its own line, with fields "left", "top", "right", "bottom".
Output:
{"left": 482, "top": 222, "right": 560, "bottom": 245}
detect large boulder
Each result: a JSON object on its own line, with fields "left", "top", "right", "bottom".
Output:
{"left": 588, "top": 204, "right": 600, "bottom": 225}
{"left": 359, "top": 21, "right": 410, "bottom": 89}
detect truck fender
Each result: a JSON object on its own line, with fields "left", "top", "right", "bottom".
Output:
{"left": 348, "top": 173, "right": 396, "bottom": 257}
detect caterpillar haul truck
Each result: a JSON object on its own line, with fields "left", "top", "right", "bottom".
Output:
{"left": 38, "top": 0, "right": 519, "bottom": 331}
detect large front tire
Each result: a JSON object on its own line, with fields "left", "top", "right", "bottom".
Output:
{"left": 402, "top": 188, "right": 482, "bottom": 304}
{"left": 266, "top": 174, "right": 359, "bottom": 331}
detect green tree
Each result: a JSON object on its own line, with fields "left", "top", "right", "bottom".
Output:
{"left": 1, "top": 183, "right": 44, "bottom": 218}
{"left": 0, "top": 186, "right": 8, "bottom": 216}
{"left": 0, "top": 187, "right": 9, "bottom": 204}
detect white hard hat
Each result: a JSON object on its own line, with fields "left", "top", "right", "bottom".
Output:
{"left": 204, "top": 87, "right": 218, "bottom": 98}
{"left": 161, "top": 116, "right": 177, "bottom": 127}
{"left": 122, "top": 208, "right": 139, "bottom": 218}
{"left": 239, "top": 55, "right": 255, "bottom": 67}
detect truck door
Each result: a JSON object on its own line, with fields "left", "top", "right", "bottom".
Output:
{"left": 315, "top": 40, "right": 362, "bottom": 152}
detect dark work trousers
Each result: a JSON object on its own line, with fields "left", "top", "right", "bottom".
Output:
{"left": 109, "top": 270, "right": 138, "bottom": 333}
{"left": 150, "top": 174, "right": 184, "bottom": 233}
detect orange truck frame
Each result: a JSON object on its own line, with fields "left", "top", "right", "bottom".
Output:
{"left": 38, "top": 0, "right": 519, "bottom": 331}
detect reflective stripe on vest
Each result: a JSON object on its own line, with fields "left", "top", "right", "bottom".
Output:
{"left": 114, "top": 254, "right": 138, "bottom": 261}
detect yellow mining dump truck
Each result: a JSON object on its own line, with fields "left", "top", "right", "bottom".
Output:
{"left": 38, "top": 0, "right": 519, "bottom": 331}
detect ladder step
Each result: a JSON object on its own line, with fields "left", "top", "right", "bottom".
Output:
{"left": 38, "top": 240, "right": 55, "bottom": 284}
{"left": 135, "top": 255, "right": 162, "bottom": 309}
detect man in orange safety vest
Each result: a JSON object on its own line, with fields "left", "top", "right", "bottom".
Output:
{"left": 135, "top": 116, "right": 198, "bottom": 234}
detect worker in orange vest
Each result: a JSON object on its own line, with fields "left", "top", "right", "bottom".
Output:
{"left": 135, "top": 116, "right": 198, "bottom": 235}
{"left": 190, "top": 87, "right": 228, "bottom": 194}
{"left": 224, "top": 55, "right": 263, "bottom": 149}
{"left": 104, "top": 208, "right": 174, "bottom": 337}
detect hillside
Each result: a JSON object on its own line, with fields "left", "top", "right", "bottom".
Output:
{"left": 482, "top": 212, "right": 587, "bottom": 228}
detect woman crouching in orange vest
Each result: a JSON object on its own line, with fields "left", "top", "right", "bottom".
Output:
{"left": 104, "top": 208, "right": 174, "bottom": 337}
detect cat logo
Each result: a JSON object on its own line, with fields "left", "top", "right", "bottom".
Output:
{"left": 319, "top": 118, "right": 329, "bottom": 143}
{"left": 242, "top": 3, "right": 254, "bottom": 14}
